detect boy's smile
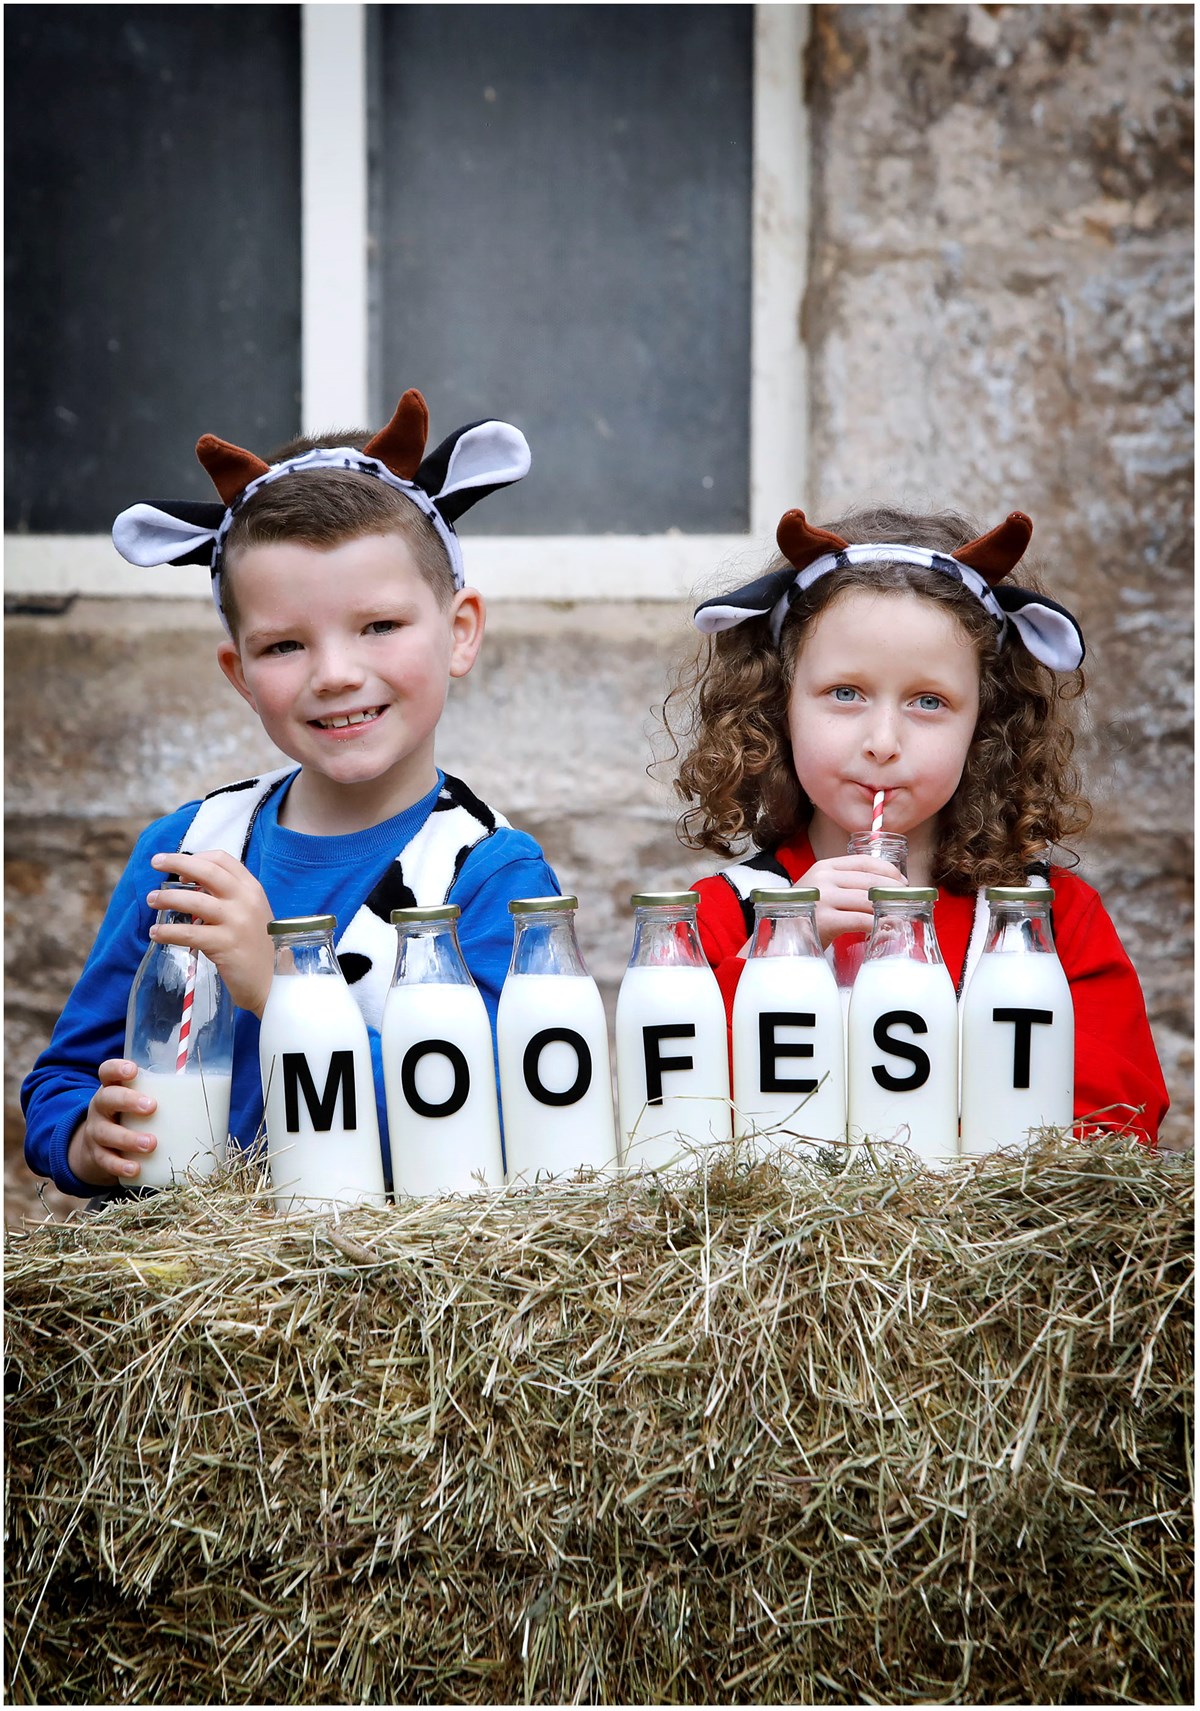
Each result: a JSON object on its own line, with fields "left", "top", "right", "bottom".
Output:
{"left": 309, "top": 705, "right": 387, "bottom": 733}
{"left": 216, "top": 534, "right": 484, "bottom": 834}
{"left": 786, "top": 588, "right": 981, "bottom": 872}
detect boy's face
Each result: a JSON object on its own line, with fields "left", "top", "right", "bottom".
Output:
{"left": 216, "top": 533, "right": 482, "bottom": 824}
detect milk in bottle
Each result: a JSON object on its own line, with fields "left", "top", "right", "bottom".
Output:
{"left": 382, "top": 905, "right": 504, "bottom": 1193}
{"left": 258, "top": 916, "right": 387, "bottom": 1212}
{"left": 119, "top": 879, "right": 234, "bottom": 1188}
{"left": 616, "top": 892, "right": 732, "bottom": 1170}
{"left": 960, "top": 885, "right": 1074, "bottom": 1154}
{"left": 847, "top": 887, "right": 959, "bottom": 1164}
{"left": 732, "top": 888, "right": 845, "bottom": 1152}
{"left": 497, "top": 897, "right": 619, "bottom": 1179}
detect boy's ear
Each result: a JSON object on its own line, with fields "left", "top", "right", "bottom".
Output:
{"left": 216, "top": 638, "right": 257, "bottom": 709}
{"left": 448, "top": 588, "right": 486, "bottom": 679}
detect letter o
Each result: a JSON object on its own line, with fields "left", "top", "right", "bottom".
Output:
{"left": 401, "top": 1039, "right": 471, "bottom": 1119}
{"left": 522, "top": 1027, "right": 592, "bottom": 1107}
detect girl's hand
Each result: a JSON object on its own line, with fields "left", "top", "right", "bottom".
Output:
{"left": 802, "top": 853, "right": 908, "bottom": 948}
{"left": 67, "top": 1059, "right": 157, "bottom": 1187}
{"left": 148, "top": 850, "right": 275, "bottom": 1017}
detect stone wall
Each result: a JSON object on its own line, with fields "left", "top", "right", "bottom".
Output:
{"left": 6, "top": 4, "right": 1191, "bottom": 1219}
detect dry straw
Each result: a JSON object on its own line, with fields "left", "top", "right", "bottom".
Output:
{"left": 4, "top": 1134, "right": 1193, "bottom": 1705}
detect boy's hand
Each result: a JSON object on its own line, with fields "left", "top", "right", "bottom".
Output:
{"left": 67, "top": 1059, "right": 157, "bottom": 1187}
{"left": 802, "top": 853, "right": 908, "bottom": 948}
{"left": 148, "top": 850, "right": 275, "bottom": 1017}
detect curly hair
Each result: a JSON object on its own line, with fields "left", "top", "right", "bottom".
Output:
{"left": 665, "top": 505, "right": 1091, "bottom": 892}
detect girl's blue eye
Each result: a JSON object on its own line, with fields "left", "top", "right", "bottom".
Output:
{"left": 916, "top": 693, "right": 944, "bottom": 711}
{"left": 832, "top": 686, "right": 859, "bottom": 702}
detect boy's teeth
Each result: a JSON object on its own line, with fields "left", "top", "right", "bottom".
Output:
{"left": 317, "top": 708, "right": 381, "bottom": 729}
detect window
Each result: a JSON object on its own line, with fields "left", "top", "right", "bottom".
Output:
{"left": 372, "top": 4, "right": 752, "bottom": 536}
{"left": 5, "top": 4, "right": 807, "bottom": 603}
{"left": 4, "top": 4, "right": 301, "bottom": 533}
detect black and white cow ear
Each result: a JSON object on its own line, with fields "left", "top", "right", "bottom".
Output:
{"left": 112, "top": 499, "right": 226, "bottom": 567}
{"left": 994, "top": 585, "right": 1085, "bottom": 671}
{"left": 415, "top": 419, "right": 531, "bottom": 524}
{"left": 693, "top": 566, "right": 798, "bottom": 634}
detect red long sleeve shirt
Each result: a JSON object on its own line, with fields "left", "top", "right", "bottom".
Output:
{"left": 692, "top": 832, "right": 1170, "bottom": 1146}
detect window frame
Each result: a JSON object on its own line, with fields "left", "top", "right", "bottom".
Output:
{"left": 4, "top": 4, "right": 808, "bottom": 607}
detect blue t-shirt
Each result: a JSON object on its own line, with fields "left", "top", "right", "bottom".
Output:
{"left": 22, "top": 771, "right": 560, "bottom": 1197}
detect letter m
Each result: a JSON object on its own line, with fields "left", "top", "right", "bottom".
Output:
{"left": 282, "top": 1050, "right": 357, "bottom": 1132}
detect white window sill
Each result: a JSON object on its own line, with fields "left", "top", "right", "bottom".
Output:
{"left": 3, "top": 532, "right": 768, "bottom": 605}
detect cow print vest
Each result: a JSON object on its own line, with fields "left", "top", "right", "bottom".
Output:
{"left": 178, "top": 768, "right": 508, "bottom": 1031}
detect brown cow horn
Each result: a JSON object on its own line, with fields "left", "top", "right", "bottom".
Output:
{"left": 195, "top": 435, "right": 271, "bottom": 507}
{"left": 955, "top": 512, "right": 1033, "bottom": 585}
{"left": 363, "top": 389, "right": 429, "bottom": 481}
{"left": 776, "top": 509, "right": 849, "bottom": 570}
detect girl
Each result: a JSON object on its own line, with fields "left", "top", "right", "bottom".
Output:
{"left": 667, "top": 503, "right": 1169, "bottom": 1144}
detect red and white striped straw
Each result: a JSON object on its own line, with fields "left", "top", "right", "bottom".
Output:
{"left": 871, "top": 790, "right": 886, "bottom": 837}
{"left": 176, "top": 952, "right": 197, "bottom": 1073}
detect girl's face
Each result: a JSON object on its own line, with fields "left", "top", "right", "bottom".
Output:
{"left": 786, "top": 587, "right": 981, "bottom": 856}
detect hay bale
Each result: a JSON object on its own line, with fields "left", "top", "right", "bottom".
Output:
{"left": 4, "top": 1137, "right": 1193, "bottom": 1705}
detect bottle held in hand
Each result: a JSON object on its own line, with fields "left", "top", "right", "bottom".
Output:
{"left": 834, "top": 831, "right": 910, "bottom": 1012}
{"left": 120, "top": 879, "right": 233, "bottom": 1188}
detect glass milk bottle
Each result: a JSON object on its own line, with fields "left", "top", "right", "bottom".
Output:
{"left": 616, "top": 892, "right": 732, "bottom": 1170}
{"left": 960, "top": 885, "right": 1074, "bottom": 1155}
{"left": 732, "top": 888, "right": 845, "bottom": 1153}
{"left": 847, "top": 887, "right": 959, "bottom": 1164}
{"left": 119, "top": 879, "right": 234, "bottom": 1187}
{"left": 497, "top": 897, "right": 619, "bottom": 1179}
{"left": 833, "top": 832, "right": 909, "bottom": 1020}
{"left": 258, "top": 916, "right": 386, "bottom": 1212}
{"left": 381, "top": 905, "right": 505, "bottom": 1193}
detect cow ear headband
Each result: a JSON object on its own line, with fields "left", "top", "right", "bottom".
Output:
{"left": 694, "top": 508, "right": 1085, "bottom": 672}
{"left": 111, "top": 389, "right": 531, "bottom": 633}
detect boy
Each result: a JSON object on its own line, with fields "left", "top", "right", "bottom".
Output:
{"left": 22, "top": 389, "right": 559, "bottom": 1197}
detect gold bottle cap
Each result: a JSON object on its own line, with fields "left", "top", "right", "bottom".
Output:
{"left": 868, "top": 886, "right": 937, "bottom": 904}
{"left": 267, "top": 914, "right": 336, "bottom": 936}
{"left": 984, "top": 885, "right": 1054, "bottom": 903}
{"left": 390, "top": 905, "right": 462, "bottom": 924}
{"left": 508, "top": 895, "right": 578, "bottom": 914}
{"left": 629, "top": 891, "right": 697, "bottom": 909}
{"left": 750, "top": 887, "right": 819, "bottom": 905}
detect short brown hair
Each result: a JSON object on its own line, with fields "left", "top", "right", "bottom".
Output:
{"left": 219, "top": 432, "right": 454, "bottom": 633}
{"left": 665, "top": 504, "right": 1091, "bottom": 892}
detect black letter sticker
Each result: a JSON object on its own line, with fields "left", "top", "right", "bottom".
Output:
{"left": 870, "top": 1011, "right": 931, "bottom": 1092}
{"left": 400, "top": 1039, "right": 471, "bottom": 1118}
{"left": 282, "top": 1050, "right": 357, "bottom": 1132}
{"left": 758, "top": 1010, "right": 818, "bottom": 1094}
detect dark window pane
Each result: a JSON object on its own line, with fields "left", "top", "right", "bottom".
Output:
{"left": 5, "top": 4, "right": 302, "bottom": 533}
{"left": 371, "top": 4, "right": 752, "bottom": 535}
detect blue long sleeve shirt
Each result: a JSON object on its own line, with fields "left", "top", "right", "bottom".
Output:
{"left": 22, "top": 771, "right": 560, "bottom": 1197}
